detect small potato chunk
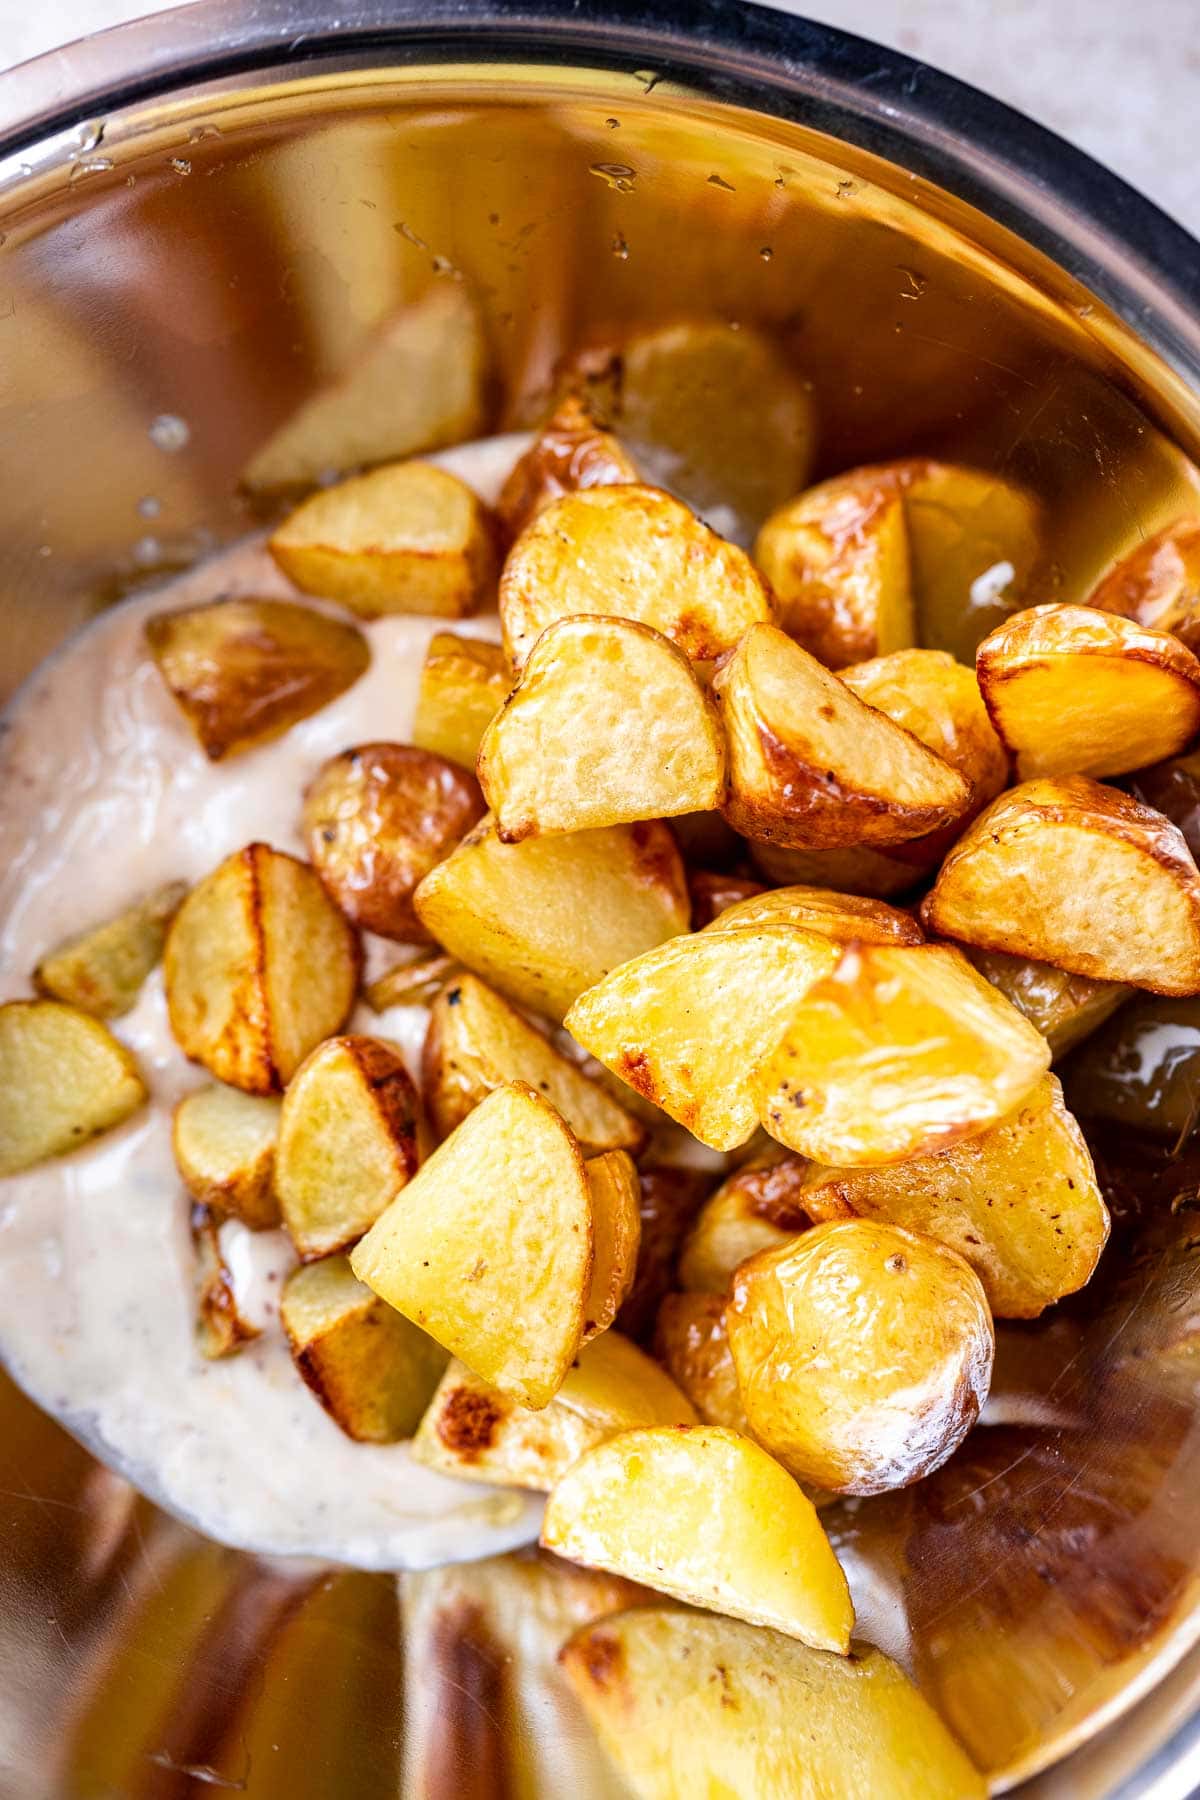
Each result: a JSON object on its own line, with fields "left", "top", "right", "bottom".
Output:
{"left": 351, "top": 1083, "right": 592, "bottom": 1408}
{"left": 163, "top": 844, "right": 359, "bottom": 1094}
{"left": 750, "top": 837, "right": 918, "bottom": 900}
{"left": 702, "top": 882, "right": 923, "bottom": 947}
{"left": 1063, "top": 993, "right": 1200, "bottom": 1140}
{"left": 269, "top": 460, "right": 497, "bottom": 619}
{"left": 923, "top": 777, "right": 1200, "bottom": 995}
{"left": 802, "top": 1075, "right": 1109, "bottom": 1317}
{"left": 960, "top": 945, "right": 1128, "bottom": 1058}
{"left": 582, "top": 1149, "right": 641, "bottom": 1341}
{"left": 496, "top": 394, "right": 640, "bottom": 541}
{"left": 413, "top": 815, "right": 689, "bottom": 1022}
{"left": 499, "top": 484, "right": 773, "bottom": 671}
{"left": 565, "top": 926, "right": 841, "bottom": 1152}
{"left": 977, "top": 603, "right": 1200, "bottom": 780}
{"left": 616, "top": 1164, "right": 714, "bottom": 1342}
{"left": 303, "top": 742, "right": 483, "bottom": 941}
{"left": 678, "top": 1151, "right": 814, "bottom": 1294}
{"left": 560, "top": 1607, "right": 986, "bottom": 1800}
{"left": 411, "top": 631, "right": 510, "bottom": 772}
{"left": 900, "top": 459, "right": 1042, "bottom": 662}
{"left": 172, "top": 1085, "right": 282, "bottom": 1230}
{"left": 842, "top": 647, "right": 1008, "bottom": 813}
{"left": 726, "top": 1220, "right": 994, "bottom": 1493}
{"left": 280, "top": 1254, "right": 448, "bottom": 1442}
{"left": 686, "top": 870, "right": 764, "bottom": 928}
{"left": 714, "top": 623, "right": 969, "bottom": 849}
{"left": 192, "top": 1206, "right": 260, "bottom": 1360}
{"left": 477, "top": 617, "right": 725, "bottom": 840}
{"left": 33, "top": 881, "right": 187, "bottom": 1018}
{"left": 541, "top": 1425, "right": 853, "bottom": 1651}
{"left": 758, "top": 943, "right": 1050, "bottom": 1165}
{"left": 145, "top": 598, "right": 368, "bottom": 761}
{"left": 0, "top": 1000, "right": 146, "bottom": 1176}
{"left": 1087, "top": 516, "right": 1200, "bottom": 651}
{"left": 655, "top": 1292, "right": 751, "bottom": 1434}
{"left": 366, "top": 951, "right": 459, "bottom": 1011}
{"left": 276, "top": 1035, "right": 420, "bottom": 1260}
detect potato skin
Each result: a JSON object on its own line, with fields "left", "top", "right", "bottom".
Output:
{"left": 615, "top": 1164, "right": 713, "bottom": 1342}
{"left": 1087, "top": 517, "right": 1200, "bottom": 650}
{"left": 496, "top": 395, "right": 640, "bottom": 542}
{"left": 411, "top": 631, "right": 510, "bottom": 774}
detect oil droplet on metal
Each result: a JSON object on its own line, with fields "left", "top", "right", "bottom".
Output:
{"left": 774, "top": 173, "right": 786, "bottom": 189}
{"left": 836, "top": 177, "right": 860, "bottom": 199}
{"left": 759, "top": 246, "right": 774, "bottom": 262}
{"left": 605, "top": 117, "right": 620, "bottom": 129}
{"left": 124, "top": 174, "right": 136, "bottom": 188}
{"left": 69, "top": 158, "right": 114, "bottom": 182}
{"left": 707, "top": 173, "right": 735, "bottom": 192}
{"left": 168, "top": 157, "right": 192, "bottom": 176}
{"left": 898, "top": 266, "right": 927, "bottom": 299}
{"left": 137, "top": 495, "right": 161, "bottom": 519}
{"left": 188, "top": 123, "right": 222, "bottom": 144}
{"left": 0, "top": 233, "right": 7, "bottom": 248}
{"left": 76, "top": 120, "right": 106, "bottom": 153}
{"left": 149, "top": 414, "right": 190, "bottom": 453}
{"left": 611, "top": 232, "right": 629, "bottom": 260}
{"left": 430, "top": 254, "right": 461, "bottom": 280}
{"left": 589, "top": 163, "right": 637, "bottom": 193}
{"left": 395, "top": 221, "right": 430, "bottom": 249}
{"left": 634, "top": 69, "right": 661, "bottom": 94}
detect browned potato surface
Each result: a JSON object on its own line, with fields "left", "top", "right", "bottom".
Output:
{"left": 668, "top": 809, "right": 743, "bottom": 870}
{"left": 685, "top": 870, "right": 765, "bottom": 928}
{"left": 678, "top": 1151, "right": 814, "bottom": 1294}
{"left": 1087, "top": 516, "right": 1200, "bottom": 650}
{"left": 702, "top": 882, "right": 923, "bottom": 947}
{"left": 303, "top": 742, "right": 483, "bottom": 941}
{"left": 0, "top": 1000, "right": 147, "bottom": 1177}
{"left": 582, "top": 1149, "right": 641, "bottom": 1341}
{"left": 411, "top": 630, "right": 510, "bottom": 772}
{"left": 616, "top": 1164, "right": 714, "bottom": 1342}
{"left": 654, "top": 1291, "right": 751, "bottom": 1434}
{"left": 496, "top": 395, "right": 640, "bottom": 541}
{"left": 33, "top": 880, "right": 187, "bottom": 1018}
{"left": 749, "top": 837, "right": 919, "bottom": 900}
{"left": 365, "top": 951, "right": 459, "bottom": 1011}
{"left": 1062, "top": 993, "right": 1200, "bottom": 1141}
{"left": 172, "top": 1085, "right": 282, "bottom": 1230}
{"left": 192, "top": 1205, "right": 260, "bottom": 1360}
{"left": 960, "top": 945, "right": 1128, "bottom": 1058}
{"left": 726, "top": 1220, "right": 994, "bottom": 1493}
{"left": 145, "top": 598, "right": 368, "bottom": 761}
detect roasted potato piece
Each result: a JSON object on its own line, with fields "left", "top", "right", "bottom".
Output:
{"left": 901, "top": 459, "right": 1042, "bottom": 662}
{"left": 192, "top": 1206, "right": 260, "bottom": 1360}
{"left": 923, "top": 777, "right": 1200, "bottom": 995}
{"left": 351, "top": 1083, "right": 592, "bottom": 1407}
{"left": 702, "top": 882, "right": 923, "bottom": 947}
{"left": 276, "top": 1035, "right": 420, "bottom": 1260}
{"left": 171, "top": 1085, "right": 282, "bottom": 1230}
{"left": 413, "top": 815, "right": 689, "bottom": 1022}
{"left": 542, "top": 1425, "right": 853, "bottom": 1651}
{"left": 582, "top": 1149, "right": 641, "bottom": 1342}
{"left": 714, "top": 623, "right": 970, "bottom": 849}
{"left": 1062, "top": 993, "right": 1200, "bottom": 1141}
{"left": 1131, "top": 742, "right": 1200, "bottom": 864}
{"left": 497, "top": 394, "right": 640, "bottom": 541}
{"left": 145, "top": 598, "right": 369, "bottom": 761}
{"left": 685, "top": 870, "right": 764, "bottom": 928}
{"left": 413, "top": 1330, "right": 695, "bottom": 1489}
{"left": 33, "top": 880, "right": 187, "bottom": 1019}
{"left": 750, "top": 837, "right": 918, "bottom": 900}
{"left": 977, "top": 603, "right": 1200, "bottom": 780}
{"left": 499, "top": 484, "right": 773, "bottom": 672}
{"left": 565, "top": 925, "right": 841, "bottom": 1152}
{"left": 163, "top": 844, "right": 360, "bottom": 1094}
{"left": 726, "top": 1220, "right": 994, "bottom": 1493}
{"left": 758, "top": 943, "right": 1050, "bottom": 1165}
{"left": 561, "top": 1607, "right": 986, "bottom": 1800}
{"left": 269, "top": 460, "right": 497, "bottom": 618}
{"left": 1087, "top": 516, "right": 1200, "bottom": 651}
{"left": 280, "top": 1253, "right": 448, "bottom": 1442}
{"left": 411, "top": 631, "right": 510, "bottom": 773}
{"left": 478, "top": 616, "right": 725, "bottom": 840}
{"left": 616, "top": 1165, "right": 714, "bottom": 1342}
{"left": 365, "top": 951, "right": 459, "bottom": 1011}
{"left": 0, "top": 1000, "right": 146, "bottom": 1177}
{"left": 677, "top": 1151, "right": 813, "bottom": 1294}
{"left": 654, "top": 1292, "right": 751, "bottom": 1434}
{"left": 960, "top": 945, "right": 1128, "bottom": 1058}
{"left": 303, "top": 742, "right": 483, "bottom": 941}
{"left": 802, "top": 1075, "right": 1108, "bottom": 1318}
{"left": 668, "top": 808, "right": 743, "bottom": 870}
{"left": 842, "top": 646, "right": 1008, "bottom": 811}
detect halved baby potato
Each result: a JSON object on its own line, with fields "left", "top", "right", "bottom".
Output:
{"left": 702, "top": 882, "right": 923, "bottom": 947}
{"left": 749, "top": 837, "right": 919, "bottom": 900}
{"left": 677, "top": 1151, "right": 814, "bottom": 1294}
{"left": 616, "top": 1164, "right": 715, "bottom": 1342}
{"left": 276, "top": 1035, "right": 421, "bottom": 1261}
{"left": 0, "top": 1000, "right": 147, "bottom": 1176}
{"left": 192, "top": 1205, "right": 261, "bottom": 1360}
{"left": 163, "top": 844, "right": 360, "bottom": 1094}
{"left": 413, "top": 815, "right": 689, "bottom": 1022}
{"left": 541, "top": 1424, "right": 853, "bottom": 1651}
{"left": 145, "top": 597, "right": 370, "bottom": 762}
{"left": 366, "top": 951, "right": 459, "bottom": 1012}
{"left": 686, "top": 870, "right": 765, "bottom": 928}
{"left": 477, "top": 616, "right": 725, "bottom": 840}
{"left": 280, "top": 1253, "right": 448, "bottom": 1442}
{"left": 1087, "top": 516, "right": 1200, "bottom": 651}
{"left": 269, "top": 460, "right": 497, "bottom": 618}
{"left": 714, "top": 623, "right": 969, "bottom": 849}
{"left": 977, "top": 603, "right": 1200, "bottom": 779}
{"left": 172, "top": 1085, "right": 282, "bottom": 1230}
{"left": 654, "top": 1292, "right": 752, "bottom": 1435}
{"left": 923, "top": 777, "right": 1200, "bottom": 995}
{"left": 900, "top": 459, "right": 1042, "bottom": 661}
{"left": 959, "top": 945, "right": 1128, "bottom": 1058}
{"left": 582, "top": 1149, "right": 641, "bottom": 1342}
{"left": 33, "top": 880, "right": 187, "bottom": 1018}
{"left": 842, "top": 647, "right": 1008, "bottom": 813}
{"left": 411, "top": 631, "right": 510, "bottom": 773}
{"left": 351, "top": 1082, "right": 592, "bottom": 1408}
{"left": 496, "top": 394, "right": 640, "bottom": 541}
{"left": 499, "top": 484, "right": 773, "bottom": 671}
{"left": 757, "top": 942, "right": 1051, "bottom": 1165}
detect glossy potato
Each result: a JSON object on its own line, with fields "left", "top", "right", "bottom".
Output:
{"left": 960, "top": 945, "right": 1128, "bottom": 1058}
{"left": 900, "top": 459, "right": 1042, "bottom": 661}
{"left": 1087, "top": 516, "right": 1200, "bottom": 651}
{"left": 654, "top": 1291, "right": 752, "bottom": 1434}
{"left": 171, "top": 1084, "right": 282, "bottom": 1230}
{"left": 678, "top": 1151, "right": 814, "bottom": 1294}
{"left": 33, "top": 880, "right": 187, "bottom": 1019}
{"left": 726, "top": 1221, "right": 994, "bottom": 1494}
{"left": 582, "top": 1150, "right": 642, "bottom": 1342}
{"left": 0, "top": 999, "right": 147, "bottom": 1176}
{"left": 702, "top": 882, "right": 923, "bottom": 947}
{"left": 496, "top": 394, "right": 640, "bottom": 541}
{"left": 1062, "top": 993, "right": 1200, "bottom": 1141}
{"left": 1131, "top": 742, "right": 1200, "bottom": 863}
{"left": 685, "top": 870, "right": 765, "bottom": 928}
{"left": 411, "top": 630, "right": 510, "bottom": 772}
{"left": 191, "top": 1206, "right": 260, "bottom": 1361}
{"left": 749, "top": 837, "right": 919, "bottom": 900}
{"left": 842, "top": 647, "right": 1008, "bottom": 812}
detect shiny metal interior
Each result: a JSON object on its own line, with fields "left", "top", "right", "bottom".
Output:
{"left": 2, "top": 3, "right": 1200, "bottom": 1795}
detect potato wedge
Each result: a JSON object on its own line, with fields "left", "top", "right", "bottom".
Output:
{"left": 977, "top": 603, "right": 1200, "bottom": 780}
{"left": 900, "top": 459, "right": 1042, "bottom": 661}
{"left": 280, "top": 1253, "right": 448, "bottom": 1442}
{"left": 757, "top": 943, "right": 1051, "bottom": 1165}
{"left": 0, "top": 1000, "right": 146, "bottom": 1176}
{"left": 677, "top": 1151, "right": 814, "bottom": 1294}
{"left": 702, "top": 882, "right": 923, "bottom": 947}
{"left": 477, "top": 616, "right": 725, "bottom": 840}
{"left": 33, "top": 880, "right": 187, "bottom": 1018}
{"left": 923, "top": 777, "right": 1200, "bottom": 995}
{"left": 496, "top": 394, "right": 640, "bottom": 542}
{"left": 565, "top": 925, "right": 841, "bottom": 1152}
{"left": 192, "top": 1206, "right": 260, "bottom": 1360}
{"left": 412, "top": 1330, "right": 695, "bottom": 1489}
{"left": 413, "top": 815, "right": 689, "bottom": 1022}
{"left": 145, "top": 597, "right": 369, "bottom": 761}
{"left": 303, "top": 742, "right": 483, "bottom": 941}
{"left": 749, "top": 837, "right": 919, "bottom": 900}
{"left": 959, "top": 945, "right": 1128, "bottom": 1058}
{"left": 616, "top": 1165, "right": 714, "bottom": 1342}
{"left": 714, "top": 623, "right": 970, "bottom": 849}
{"left": 1087, "top": 516, "right": 1200, "bottom": 651}
{"left": 163, "top": 844, "right": 360, "bottom": 1094}
{"left": 726, "top": 1221, "right": 994, "bottom": 1493}
{"left": 499, "top": 484, "right": 773, "bottom": 672}
{"left": 842, "top": 647, "right": 1008, "bottom": 812}
{"left": 654, "top": 1292, "right": 751, "bottom": 1434}
{"left": 365, "top": 951, "right": 459, "bottom": 1011}
{"left": 276, "top": 1035, "right": 420, "bottom": 1261}
{"left": 685, "top": 870, "right": 764, "bottom": 928}
{"left": 802, "top": 1075, "right": 1108, "bottom": 1318}
{"left": 541, "top": 1425, "right": 853, "bottom": 1651}
{"left": 582, "top": 1149, "right": 641, "bottom": 1342}
{"left": 172, "top": 1085, "right": 282, "bottom": 1230}
{"left": 269, "top": 460, "right": 497, "bottom": 619}
{"left": 560, "top": 1607, "right": 986, "bottom": 1799}
{"left": 411, "top": 631, "right": 510, "bottom": 773}
{"left": 1131, "top": 743, "right": 1200, "bottom": 864}
{"left": 350, "top": 1083, "right": 592, "bottom": 1407}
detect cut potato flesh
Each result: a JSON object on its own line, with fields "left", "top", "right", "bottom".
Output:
{"left": 541, "top": 1424, "right": 853, "bottom": 1651}
{"left": 351, "top": 1083, "right": 592, "bottom": 1408}
{"left": 0, "top": 1000, "right": 146, "bottom": 1176}
{"left": 560, "top": 1607, "right": 986, "bottom": 1799}
{"left": 192, "top": 1206, "right": 260, "bottom": 1360}
{"left": 842, "top": 647, "right": 1008, "bottom": 810}
{"left": 654, "top": 1292, "right": 752, "bottom": 1435}
{"left": 923, "top": 776, "right": 1200, "bottom": 995}
{"left": 477, "top": 616, "right": 725, "bottom": 840}
{"left": 582, "top": 1150, "right": 642, "bottom": 1341}
{"left": 413, "top": 815, "right": 689, "bottom": 1022}
{"left": 959, "top": 945, "right": 1128, "bottom": 1058}
{"left": 411, "top": 630, "right": 510, "bottom": 773}
{"left": 33, "top": 880, "right": 187, "bottom": 1018}
{"left": 977, "top": 603, "right": 1200, "bottom": 779}
{"left": 496, "top": 394, "right": 640, "bottom": 541}
{"left": 565, "top": 925, "right": 841, "bottom": 1152}
{"left": 172, "top": 1085, "right": 282, "bottom": 1230}
{"left": 714, "top": 623, "right": 969, "bottom": 849}
{"left": 702, "top": 882, "right": 922, "bottom": 948}
{"left": 678, "top": 1152, "right": 814, "bottom": 1294}
{"left": 1086, "top": 515, "right": 1200, "bottom": 652}
{"left": 757, "top": 943, "right": 1050, "bottom": 1165}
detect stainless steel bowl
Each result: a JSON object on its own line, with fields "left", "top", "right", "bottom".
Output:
{"left": 2, "top": 5, "right": 1200, "bottom": 1795}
